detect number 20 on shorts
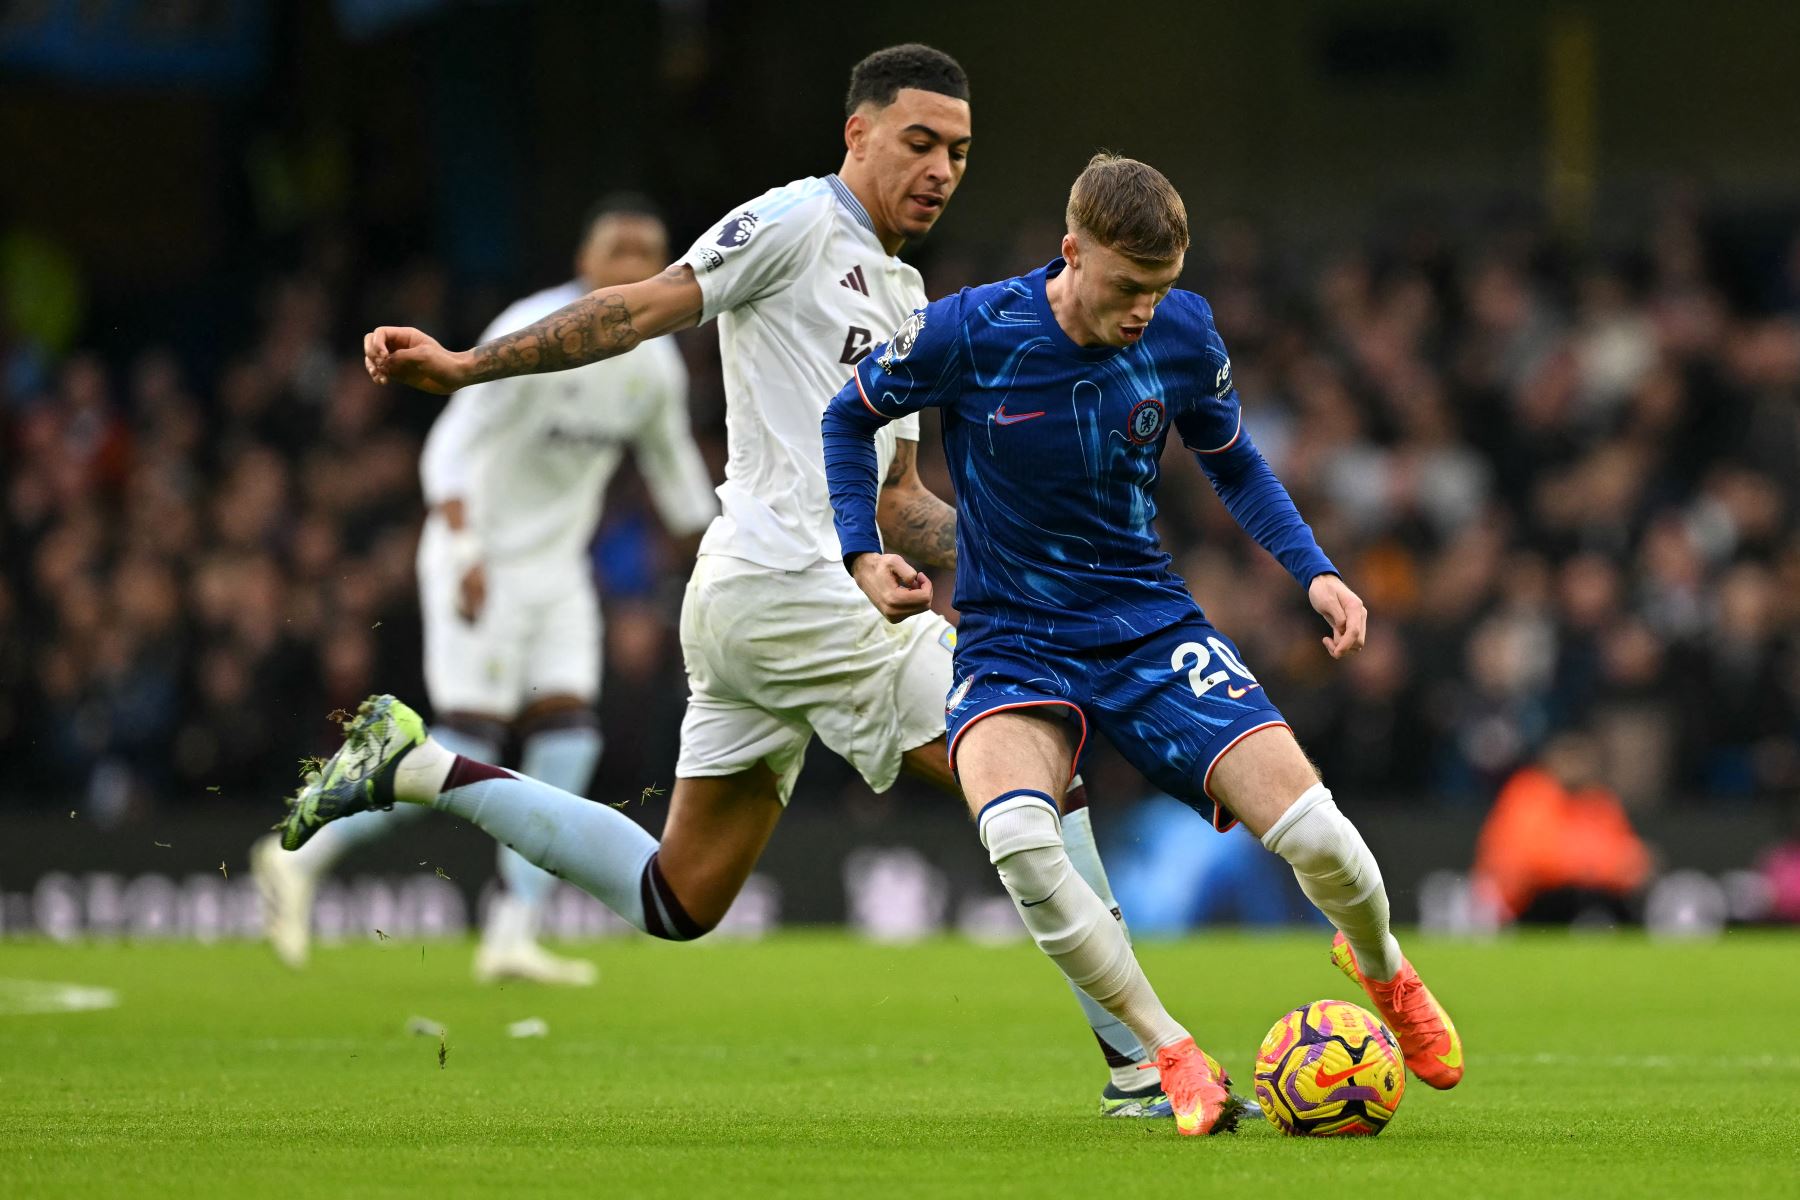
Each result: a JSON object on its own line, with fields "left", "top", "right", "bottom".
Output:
{"left": 1171, "top": 637, "right": 1257, "bottom": 699}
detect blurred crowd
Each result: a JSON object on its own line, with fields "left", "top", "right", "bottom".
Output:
{"left": 4, "top": 194, "right": 1800, "bottom": 826}
{"left": 1088, "top": 198, "right": 1800, "bottom": 817}
{"left": 1, "top": 270, "right": 434, "bottom": 816}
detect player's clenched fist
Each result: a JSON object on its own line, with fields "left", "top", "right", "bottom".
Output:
{"left": 364, "top": 326, "right": 471, "bottom": 395}
{"left": 849, "top": 552, "right": 933, "bottom": 623}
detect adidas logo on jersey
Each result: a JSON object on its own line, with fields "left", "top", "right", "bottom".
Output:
{"left": 838, "top": 265, "right": 869, "bottom": 295}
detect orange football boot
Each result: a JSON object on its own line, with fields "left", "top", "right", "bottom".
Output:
{"left": 1146, "top": 1037, "right": 1243, "bottom": 1135}
{"left": 1330, "top": 932, "right": 1465, "bottom": 1090}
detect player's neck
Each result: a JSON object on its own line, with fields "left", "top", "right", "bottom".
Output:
{"left": 1045, "top": 266, "right": 1104, "bottom": 347}
{"left": 835, "top": 164, "right": 907, "bottom": 256}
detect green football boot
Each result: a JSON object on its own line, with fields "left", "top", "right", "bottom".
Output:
{"left": 1098, "top": 1077, "right": 1263, "bottom": 1122}
{"left": 276, "top": 694, "right": 426, "bottom": 850}
{"left": 1099, "top": 1080, "right": 1174, "bottom": 1118}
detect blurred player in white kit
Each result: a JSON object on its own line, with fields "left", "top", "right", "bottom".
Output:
{"left": 252, "top": 196, "right": 717, "bottom": 983}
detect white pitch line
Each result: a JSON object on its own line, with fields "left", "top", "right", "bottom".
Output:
{"left": 0, "top": 978, "right": 121, "bottom": 1016}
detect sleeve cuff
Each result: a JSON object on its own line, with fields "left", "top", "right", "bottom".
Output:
{"left": 1300, "top": 559, "right": 1340, "bottom": 589}
{"left": 840, "top": 542, "right": 882, "bottom": 572}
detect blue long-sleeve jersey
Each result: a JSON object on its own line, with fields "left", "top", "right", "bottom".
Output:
{"left": 823, "top": 258, "right": 1337, "bottom": 650}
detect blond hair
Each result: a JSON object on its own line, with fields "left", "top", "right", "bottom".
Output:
{"left": 1065, "top": 152, "right": 1189, "bottom": 264}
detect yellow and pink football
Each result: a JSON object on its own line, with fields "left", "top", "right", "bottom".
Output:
{"left": 1253, "top": 999, "right": 1406, "bottom": 1136}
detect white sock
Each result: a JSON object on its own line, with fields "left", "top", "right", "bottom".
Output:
{"left": 980, "top": 791, "right": 1189, "bottom": 1055}
{"left": 395, "top": 738, "right": 456, "bottom": 802}
{"left": 1260, "top": 783, "right": 1403, "bottom": 982}
{"left": 1061, "top": 803, "right": 1155, "bottom": 1088}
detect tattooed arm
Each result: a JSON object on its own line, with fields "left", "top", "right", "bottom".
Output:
{"left": 364, "top": 265, "right": 704, "bottom": 395}
{"left": 875, "top": 438, "right": 957, "bottom": 569}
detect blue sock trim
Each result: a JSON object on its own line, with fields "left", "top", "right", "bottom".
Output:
{"left": 975, "top": 789, "right": 1059, "bottom": 825}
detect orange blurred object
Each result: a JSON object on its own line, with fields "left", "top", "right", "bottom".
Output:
{"left": 1473, "top": 763, "right": 1651, "bottom": 921}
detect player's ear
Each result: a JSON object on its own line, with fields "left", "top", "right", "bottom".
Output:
{"left": 1061, "top": 231, "right": 1081, "bottom": 268}
{"left": 844, "top": 110, "right": 871, "bottom": 158}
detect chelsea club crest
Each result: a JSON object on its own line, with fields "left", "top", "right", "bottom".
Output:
{"left": 1127, "top": 396, "right": 1166, "bottom": 444}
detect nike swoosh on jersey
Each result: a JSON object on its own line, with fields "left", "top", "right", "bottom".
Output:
{"left": 993, "top": 404, "right": 1046, "bottom": 426}
{"left": 1226, "top": 684, "right": 1262, "bottom": 699}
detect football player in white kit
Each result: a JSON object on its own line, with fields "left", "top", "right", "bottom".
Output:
{"left": 296, "top": 45, "right": 1193, "bottom": 1117}
{"left": 253, "top": 198, "right": 717, "bottom": 985}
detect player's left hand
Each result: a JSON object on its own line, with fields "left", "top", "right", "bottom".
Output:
{"left": 849, "top": 552, "right": 934, "bottom": 623}
{"left": 1309, "top": 573, "right": 1367, "bottom": 659}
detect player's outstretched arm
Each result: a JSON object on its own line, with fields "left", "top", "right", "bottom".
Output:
{"left": 876, "top": 439, "right": 956, "bottom": 569}
{"left": 364, "top": 265, "right": 704, "bottom": 395}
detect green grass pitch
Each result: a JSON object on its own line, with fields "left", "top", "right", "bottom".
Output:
{"left": 2, "top": 931, "right": 1797, "bottom": 1197}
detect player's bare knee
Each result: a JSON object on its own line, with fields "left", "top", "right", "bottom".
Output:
{"left": 954, "top": 712, "right": 1075, "bottom": 817}
{"left": 1213, "top": 727, "right": 1323, "bottom": 836}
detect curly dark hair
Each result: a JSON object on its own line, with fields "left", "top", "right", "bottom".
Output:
{"left": 844, "top": 44, "right": 969, "bottom": 116}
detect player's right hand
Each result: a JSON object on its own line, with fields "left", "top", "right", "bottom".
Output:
{"left": 849, "top": 553, "right": 933, "bottom": 623}
{"left": 457, "top": 563, "right": 487, "bottom": 623}
{"left": 364, "top": 326, "right": 470, "bottom": 395}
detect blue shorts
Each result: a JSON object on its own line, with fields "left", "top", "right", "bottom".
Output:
{"left": 944, "top": 616, "right": 1289, "bottom": 832}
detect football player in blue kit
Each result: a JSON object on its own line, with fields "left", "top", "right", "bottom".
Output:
{"left": 823, "top": 153, "right": 1464, "bottom": 1137}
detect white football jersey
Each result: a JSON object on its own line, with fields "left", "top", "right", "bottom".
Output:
{"left": 419, "top": 280, "right": 718, "bottom": 575}
{"left": 678, "top": 175, "right": 923, "bottom": 570}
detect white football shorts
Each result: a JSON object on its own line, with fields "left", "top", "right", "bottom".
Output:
{"left": 418, "top": 519, "right": 601, "bottom": 719}
{"left": 675, "top": 553, "right": 953, "bottom": 803}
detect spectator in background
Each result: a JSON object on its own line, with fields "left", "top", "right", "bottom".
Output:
{"left": 1678, "top": 561, "right": 1796, "bottom": 796}
{"left": 1472, "top": 731, "right": 1652, "bottom": 924}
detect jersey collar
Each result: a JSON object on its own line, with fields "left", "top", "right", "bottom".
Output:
{"left": 1033, "top": 258, "right": 1123, "bottom": 361}
{"left": 827, "top": 175, "right": 878, "bottom": 237}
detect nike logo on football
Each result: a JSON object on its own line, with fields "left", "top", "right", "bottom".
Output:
{"left": 994, "top": 404, "right": 1046, "bottom": 426}
{"left": 1226, "top": 684, "right": 1261, "bottom": 700}
{"left": 1020, "top": 887, "right": 1059, "bottom": 907}
{"left": 1313, "top": 1062, "right": 1365, "bottom": 1088}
